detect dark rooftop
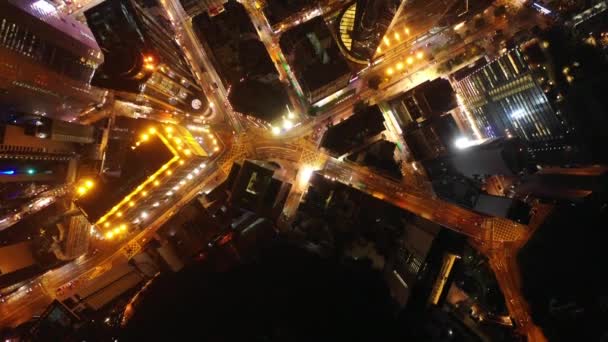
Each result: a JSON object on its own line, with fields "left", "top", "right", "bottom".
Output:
{"left": 280, "top": 17, "right": 350, "bottom": 92}
{"left": 321, "top": 105, "right": 385, "bottom": 156}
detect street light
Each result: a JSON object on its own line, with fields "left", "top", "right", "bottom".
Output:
{"left": 416, "top": 51, "right": 424, "bottom": 60}
{"left": 271, "top": 126, "right": 281, "bottom": 135}
{"left": 299, "top": 166, "right": 314, "bottom": 187}
{"left": 283, "top": 119, "right": 293, "bottom": 130}
{"left": 406, "top": 56, "right": 414, "bottom": 65}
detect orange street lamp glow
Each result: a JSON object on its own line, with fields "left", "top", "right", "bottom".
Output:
{"left": 141, "top": 134, "right": 149, "bottom": 141}
{"left": 394, "top": 32, "right": 400, "bottom": 41}
{"left": 116, "top": 212, "right": 123, "bottom": 217}
{"left": 154, "top": 180, "right": 160, "bottom": 186}
{"left": 106, "top": 231, "right": 114, "bottom": 239}
{"left": 148, "top": 127, "right": 156, "bottom": 134}
{"left": 166, "top": 170, "right": 172, "bottom": 175}
{"left": 129, "top": 201, "right": 135, "bottom": 207}
{"left": 120, "top": 224, "right": 127, "bottom": 231}
{"left": 383, "top": 37, "right": 390, "bottom": 46}
{"left": 386, "top": 67, "right": 394, "bottom": 75}
{"left": 416, "top": 51, "right": 424, "bottom": 60}
{"left": 142, "top": 191, "right": 148, "bottom": 197}
{"left": 104, "top": 222, "right": 110, "bottom": 228}
{"left": 179, "top": 160, "right": 185, "bottom": 165}
{"left": 84, "top": 180, "right": 94, "bottom": 189}
{"left": 406, "top": 56, "right": 414, "bottom": 65}
{"left": 405, "top": 27, "right": 410, "bottom": 35}
{"left": 396, "top": 62, "right": 404, "bottom": 70}
{"left": 77, "top": 186, "right": 86, "bottom": 195}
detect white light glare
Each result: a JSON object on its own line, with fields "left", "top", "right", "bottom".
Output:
{"left": 454, "top": 137, "right": 485, "bottom": 149}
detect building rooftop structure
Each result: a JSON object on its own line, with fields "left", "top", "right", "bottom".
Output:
{"left": 451, "top": 29, "right": 608, "bottom": 164}
{"left": 280, "top": 17, "right": 351, "bottom": 104}
{"left": 85, "top": 0, "right": 207, "bottom": 116}
{"left": 262, "top": 0, "right": 316, "bottom": 28}
{"left": 321, "top": 105, "right": 385, "bottom": 157}
{"left": 228, "top": 160, "right": 291, "bottom": 221}
{"left": 192, "top": 1, "right": 288, "bottom": 122}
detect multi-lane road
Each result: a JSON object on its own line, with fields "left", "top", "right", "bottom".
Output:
{"left": 1, "top": 1, "right": 550, "bottom": 340}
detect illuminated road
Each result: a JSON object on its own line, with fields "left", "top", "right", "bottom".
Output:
{"left": 159, "top": 0, "right": 244, "bottom": 132}
{"left": 240, "top": 0, "right": 307, "bottom": 115}
{"left": 0, "top": 129, "right": 243, "bottom": 327}
{"left": 0, "top": 185, "right": 67, "bottom": 232}
{"left": 473, "top": 204, "right": 552, "bottom": 342}
{"left": 0, "top": 2, "right": 550, "bottom": 339}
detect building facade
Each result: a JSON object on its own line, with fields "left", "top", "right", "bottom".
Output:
{"left": 0, "top": 0, "right": 105, "bottom": 121}
{"left": 180, "top": 0, "right": 228, "bottom": 18}
{"left": 85, "top": 0, "right": 207, "bottom": 116}
{"left": 452, "top": 45, "right": 570, "bottom": 161}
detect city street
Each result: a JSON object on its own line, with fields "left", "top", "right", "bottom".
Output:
{"left": 0, "top": 1, "right": 552, "bottom": 340}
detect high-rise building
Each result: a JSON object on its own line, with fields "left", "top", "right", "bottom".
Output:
{"left": 453, "top": 31, "right": 608, "bottom": 164}
{"left": 452, "top": 43, "right": 571, "bottom": 163}
{"left": 180, "top": 0, "right": 227, "bottom": 18}
{"left": 280, "top": 17, "right": 351, "bottom": 104}
{"left": 0, "top": 0, "right": 105, "bottom": 121}
{"left": 85, "top": 0, "right": 208, "bottom": 116}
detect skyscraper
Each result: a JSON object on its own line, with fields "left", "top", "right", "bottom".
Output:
{"left": 0, "top": 0, "right": 105, "bottom": 121}
{"left": 452, "top": 42, "right": 570, "bottom": 163}
{"left": 85, "top": 0, "right": 208, "bottom": 116}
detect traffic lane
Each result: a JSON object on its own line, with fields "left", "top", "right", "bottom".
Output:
{"left": 162, "top": 0, "right": 243, "bottom": 131}
{"left": 323, "top": 160, "right": 488, "bottom": 238}
{"left": 368, "top": 10, "right": 515, "bottom": 79}
{"left": 0, "top": 155, "right": 226, "bottom": 327}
